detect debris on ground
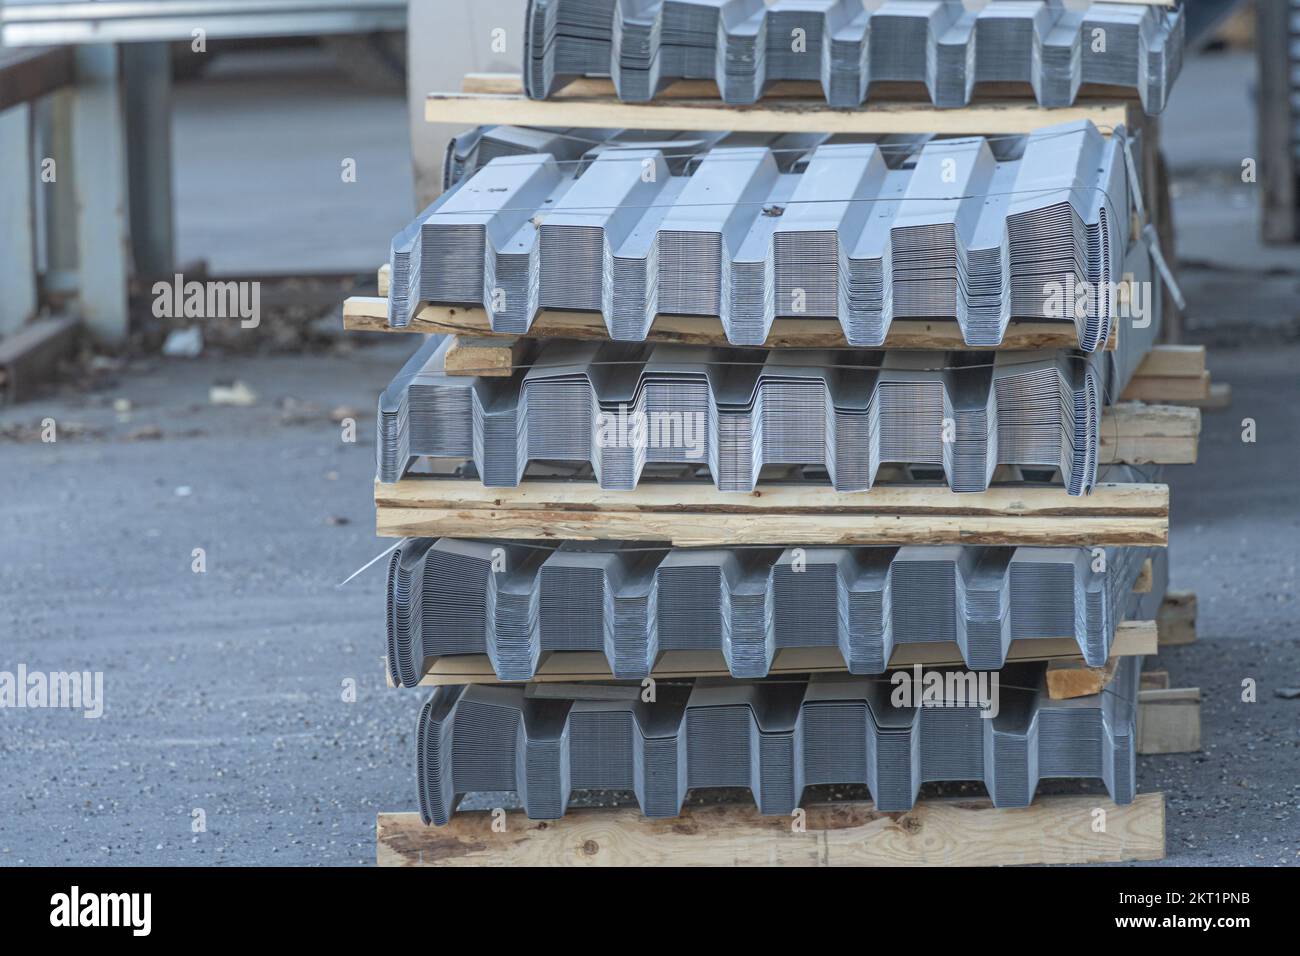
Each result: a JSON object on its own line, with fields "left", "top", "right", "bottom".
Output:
{"left": 209, "top": 380, "right": 258, "bottom": 406}
{"left": 162, "top": 327, "right": 204, "bottom": 358}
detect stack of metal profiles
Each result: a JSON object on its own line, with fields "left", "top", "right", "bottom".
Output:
{"left": 415, "top": 654, "right": 1144, "bottom": 823}
{"left": 385, "top": 121, "right": 1129, "bottom": 350}
{"left": 374, "top": 290, "right": 1162, "bottom": 493}
{"left": 522, "top": 0, "right": 1184, "bottom": 112}
{"left": 442, "top": 126, "right": 936, "bottom": 189}
{"left": 387, "top": 540, "right": 1165, "bottom": 684}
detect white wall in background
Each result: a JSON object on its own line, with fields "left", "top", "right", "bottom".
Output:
{"left": 407, "top": 0, "right": 522, "bottom": 211}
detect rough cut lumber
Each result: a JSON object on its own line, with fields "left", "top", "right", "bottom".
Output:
{"left": 1137, "top": 687, "right": 1201, "bottom": 755}
{"left": 444, "top": 336, "right": 525, "bottom": 377}
{"left": 1122, "top": 371, "right": 1211, "bottom": 403}
{"left": 427, "top": 89, "right": 1136, "bottom": 138}
{"left": 377, "top": 263, "right": 390, "bottom": 297}
{"left": 376, "top": 792, "right": 1165, "bottom": 867}
{"left": 342, "top": 295, "right": 1117, "bottom": 351}
{"left": 1047, "top": 657, "right": 1120, "bottom": 700}
{"left": 1133, "top": 345, "right": 1206, "bottom": 378}
{"left": 399, "top": 620, "right": 1157, "bottom": 687}
{"left": 1157, "top": 590, "right": 1197, "bottom": 646}
{"left": 1098, "top": 402, "right": 1200, "bottom": 466}
{"left": 375, "top": 478, "right": 1169, "bottom": 547}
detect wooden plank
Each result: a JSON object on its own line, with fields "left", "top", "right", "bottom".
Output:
{"left": 426, "top": 91, "right": 1135, "bottom": 138}
{"left": 0, "top": 46, "right": 74, "bottom": 112}
{"left": 378, "top": 507, "right": 1167, "bottom": 547}
{"left": 378, "top": 477, "right": 1168, "bottom": 515}
{"left": 1184, "top": 382, "right": 1231, "bottom": 411}
{"left": 377, "top": 263, "right": 390, "bottom": 297}
{"left": 444, "top": 336, "right": 524, "bottom": 377}
{"left": 1138, "top": 687, "right": 1201, "bottom": 755}
{"left": 1133, "top": 557, "right": 1153, "bottom": 593}
{"left": 404, "top": 620, "right": 1157, "bottom": 687}
{"left": 1046, "top": 657, "right": 1120, "bottom": 700}
{"left": 1098, "top": 403, "right": 1200, "bottom": 465}
{"left": 375, "top": 477, "right": 1168, "bottom": 547}
{"left": 376, "top": 792, "right": 1165, "bottom": 867}
{"left": 342, "top": 295, "right": 1117, "bottom": 352}
{"left": 1133, "top": 345, "right": 1205, "bottom": 378}
{"left": 1121, "top": 371, "right": 1211, "bottom": 403}
{"left": 1157, "top": 590, "right": 1197, "bottom": 646}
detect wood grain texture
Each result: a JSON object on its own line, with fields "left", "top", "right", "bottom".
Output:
{"left": 376, "top": 792, "right": 1165, "bottom": 867}
{"left": 342, "top": 295, "right": 1117, "bottom": 351}
{"left": 443, "top": 336, "right": 524, "bottom": 377}
{"left": 376, "top": 478, "right": 1169, "bottom": 515}
{"left": 374, "top": 479, "right": 1168, "bottom": 546}
{"left": 399, "top": 620, "right": 1157, "bottom": 687}
{"left": 426, "top": 90, "right": 1135, "bottom": 137}
{"left": 1046, "top": 657, "right": 1120, "bottom": 700}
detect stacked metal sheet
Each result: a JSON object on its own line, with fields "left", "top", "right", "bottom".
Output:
{"left": 415, "top": 655, "right": 1142, "bottom": 823}
{"left": 522, "top": 0, "right": 1184, "bottom": 113}
{"left": 387, "top": 540, "right": 1160, "bottom": 684}
{"left": 387, "top": 121, "right": 1129, "bottom": 350}
{"left": 374, "top": 337, "right": 1142, "bottom": 494}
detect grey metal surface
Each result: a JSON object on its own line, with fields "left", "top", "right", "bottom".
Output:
{"left": 0, "top": 0, "right": 406, "bottom": 46}
{"left": 388, "top": 121, "right": 1131, "bottom": 350}
{"left": 523, "top": 0, "right": 1184, "bottom": 113}
{"left": 387, "top": 539, "right": 1163, "bottom": 683}
{"left": 376, "top": 338, "right": 1128, "bottom": 494}
{"left": 415, "top": 656, "right": 1143, "bottom": 823}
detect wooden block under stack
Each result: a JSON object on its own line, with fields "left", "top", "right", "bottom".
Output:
{"left": 443, "top": 336, "right": 526, "bottom": 377}
{"left": 1047, "top": 657, "right": 1121, "bottom": 701}
{"left": 1158, "top": 590, "right": 1198, "bottom": 646}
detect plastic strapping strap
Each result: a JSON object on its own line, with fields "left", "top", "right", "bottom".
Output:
{"left": 1142, "top": 223, "right": 1186, "bottom": 311}
{"left": 1122, "top": 133, "right": 1147, "bottom": 225}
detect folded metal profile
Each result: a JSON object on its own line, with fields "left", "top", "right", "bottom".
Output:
{"left": 415, "top": 656, "right": 1143, "bottom": 824}
{"left": 376, "top": 337, "right": 1127, "bottom": 494}
{"left": 387, "top": 539, "right": 1166, "bottom": 684}
{"left": 522, "top": 0, "right": 1184, "bottom": 113}
{"left": 389, "top": 122, "right": 1131, "bottom": 350}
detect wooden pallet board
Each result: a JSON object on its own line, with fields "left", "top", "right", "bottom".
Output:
{"left": 376, "top": 478, "right": 1169, "bottom": 547}
{"left": 1138, "top": 687, "right": 1202, "bottom": 755}
{"left": 430, "top": 76, "right": 1138, "bottom": 137}
{"left": 1157, "top": 590, "right": 1197, "bottom": 646}
{"left": 443, "top": 336, "right": 525, "bottom": 377}
{"left": 376, "top": 792, "right": 1165, "bottom": 867}
{"left": 1047, "top": 657, "right": 1121, "bottom": 700}
{"left": 398, "top": 620, "right": 1157, "bottom": 688}
{"left": 343, "top": 295, "right": 1117, "bottom": 352}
